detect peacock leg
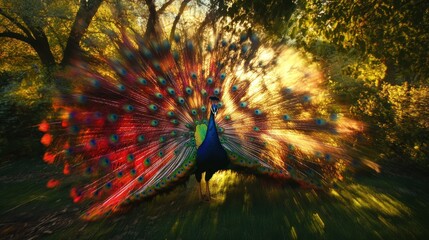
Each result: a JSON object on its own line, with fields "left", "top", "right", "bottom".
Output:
{"left": 195, "top": 172, "right": 204, "bottom": 200}
{"left": 199, "top": 181, "right": 204, "bottom": 200}
{"left": 205, "top": 181, "right": 211, "bottom": 201}
{"left": 204, "top": 171, "right": 214, "bottom": 201}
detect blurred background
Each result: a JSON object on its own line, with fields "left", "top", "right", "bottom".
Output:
{"left": 0, "top": 0, "right": 428, "bottom": 239}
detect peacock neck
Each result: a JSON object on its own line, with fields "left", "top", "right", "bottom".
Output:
{"left": 205, "top": 112, "right": 221, "bottom": 145}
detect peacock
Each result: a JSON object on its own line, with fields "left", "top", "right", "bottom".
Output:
{"left": 39, "top": 27, "right": 363, "bottom": 220}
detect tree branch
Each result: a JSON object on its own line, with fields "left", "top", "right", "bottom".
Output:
{"left": 158, "top": 0, "right": 175, "bottom": 15}
{"left": 0, "top": 31, "right": 33, "bottom": 44}
{"left": 144, "top": 0, "right": 159, "bottom": 39}
{"left": 0, "top": 8, "right": 33, "bottom": 39}
{"left": 169, "top": 0, "right": 190, "bottom": 40}
{"left": 61, "top": 0, "right": 104, "bottom": 66}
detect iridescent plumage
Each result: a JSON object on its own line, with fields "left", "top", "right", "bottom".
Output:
{"left": 40, "top": 28, "right": 363, "bottom": 220}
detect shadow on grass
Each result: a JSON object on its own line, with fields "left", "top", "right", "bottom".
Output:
{"left": 1, "top": 158, "right": 428, "bottom": 239}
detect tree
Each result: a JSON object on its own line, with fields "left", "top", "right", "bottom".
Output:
{"left": 0, "top": 0, "right": 103, "bottom": 68}
{"left": 289, "top": 0, "right": 429, "bottom": 84}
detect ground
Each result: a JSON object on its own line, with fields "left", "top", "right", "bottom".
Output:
{"left": 0, "top": 157, "right": 428, "bottom": 239}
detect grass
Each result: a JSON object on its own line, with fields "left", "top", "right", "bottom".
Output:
{"left": 1, "top": 157, "right": 428, "bottom": 239}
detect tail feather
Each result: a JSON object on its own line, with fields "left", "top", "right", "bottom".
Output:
{"left": 41, "top": 27, "right": 363, "bottom": 220}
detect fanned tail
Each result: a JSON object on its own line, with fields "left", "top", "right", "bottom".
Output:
{"left": 40, "top": 26, "right": 364, "bottom": 220}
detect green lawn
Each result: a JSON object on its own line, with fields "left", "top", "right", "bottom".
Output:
{"left": 1, "top": 158, "right": 428, "bottom": 239}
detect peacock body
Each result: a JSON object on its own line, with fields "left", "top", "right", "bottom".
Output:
{"left": 39, "top": 28, "right": 363, "bottom": 220}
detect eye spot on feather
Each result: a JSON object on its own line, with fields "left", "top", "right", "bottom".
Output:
{"left": 109, "top": 134, "right": 119, "bottom": 143}
{"left": 158, "top": 76, "right": 167, "bottom": 85}
{"left": 221, "top": 39, "right": 227, "bottom": 47}
{"left": 91, "top": 79, "right": 100, "bottom": 88}
{"left": 171, "top": 130, "right": 177, "bottom": 137}
{"left": 137, "top": 135, "right": 145, "bottom": 142}
{"left": 117, "top": 171, "right": 123, "bottom": 178}
{"left": 201, "top": 89, "right": 208, "bottom": 96}
{"left": 144, "top": 158, "right": 151, "bottom": 167}
{"left": 315, "top": 118, "right": 326, "bottom": 125}
{"left": 214, "top": 88, "right": 220, "bottom": 95}
{"left": 186, "top": 87, "right": 193, "bottom": 95}
{"left": 229, "top": 43, "right": 237, "bottom": 51}
{"left": 162, "top": 39, "right": 170, "bottom": 50}
{"left": 330, "top": 113, "right": 339, "bottom": 121}
{"left": 303, "top": 95, "right": 311, "bottom": 102}
{"left": 127, "top": 154, "right": 134, "bottom": 162}
{"left": 325, "top": 154, "right": 332, "bottom": 162}
{"left": 105, "top": 182, "right": 112, "bottom": 190}
{"left": 170, "top": 119, "right": 179, "bottom": 125}
{"left": 283, "top": 87, "right": 292, "bottom": 94}
{"left": 229, "top": 153, "right": 238, "bottom": 160}
{"left": 100, "top": 157, "right": 110, "bottom": 167}
{"left": 155, "top": 92, "right": 163, "bottom": 99}
{"left": 149, "top": 104, "right": 158, "bottom": 111}
{"left": 69, "top": 125, "right": 79, "bottom": 134}
{"left": 85, "top": 166, "right": 93, "bottom": 174}
{"left": 66, "top": 147, "right": 74, "bottom": 156}
{"left": 167, "top": 111, "right": 175, "bottom": 117}
{"left": 89, "top": 139, "right": 96, "bottom": 147}
{"left": 220, "top": 73, "right": 226, "bottom": 80}
{"left": 138, "top": 176, "right": 144, "bottom": 183}
{"left": 283, "top": 114, "right": 291, "bottom": 121}
{"left": 130, "top": 169, "right": 137, "bottom": 176}
{"left": 167, "top": 87, "right": 175, "bottom": 95}
{"left": 117, "top": 84, "right": 126, "bottom": 91}
{"left": 190, "top": 72, "right": 197, "bottom": 80}
{"left": 158, "top": 151, "right": 164, "bottom": 157}
{"left": 108, "top": 113, "right": 118, "bottom": 122}
{"left": 123, "top": 104, "right": 134, "bottom": 112}
{"left": 150, "top": 120, "right": 159, "bottom": 127}
{"left": 177, "top": 97, "right": 185, "bottom": 105}
{"left": 142, "top": 48, "right": 152, "bottom": 58}
{"left": 240, "top": 102, "right": 247, "bottom": 108}
{"left": 138, "top": 78, "right": 147, "bottom": 85}
{"left": 174, "top": 33, "right": 180, "bottom": 42}
{"left": 200, "top": 105, "right": 207, "bottom": 112}
{"left": 186, "top": 40, "right": 194, "bottom": 50}
{"left": 254, "top": 109, "right": 262, "bottom": 115}
{"left": 159, "top": 136, "right": 166, "bottom": 143}
{"left": 240, "top": 33, "right": 248, "bottom": 42}
{"left": 231, "top": 85, "right": 238, "bottom": 92}
{"left": 206, "top": 44, "right": 213, "bottom": 52}
{"left": 207, "top": 77, "right": 214, "bottom": 85}
{"left": 154, "top": 62, "right": 161, "bottom": 71}
{"left": 224, "top": 115, "right": 231, "bottom": 120}
{"left": 191, "top": 109, "right": 197, "bottom": 115}
{"left": 172, "top": 50, "right": 179, "bottom": 61}
{"left": 253, "top": 126, "right": 260, "bottom": 132}
{"left": 75, "top": 94, "right": 87, "bottom": 104}
{"left": 241, "top": 45, "right": 249, "bottom": 54}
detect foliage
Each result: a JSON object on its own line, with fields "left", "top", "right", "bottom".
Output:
{"left": 303, "top": 39, "right": 429, "bottom": 170}
{"left": 221, "top": 0, "right": 296, "bottom": 36}
{"left": 289, "top": 0, "right": 429, "bottom": 84}
{"left": 0, "top": 71, "right": 52, "bottom": 158}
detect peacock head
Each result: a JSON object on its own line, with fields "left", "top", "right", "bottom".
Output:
{"left": 209, "top": 96, "right": 220, "bottom": 117}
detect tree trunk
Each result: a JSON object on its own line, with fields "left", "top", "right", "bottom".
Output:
{"left": 31, "top": 38, "right": 57, "bottom": 67}
{"left": 144, "top": 0, "right": 161, "bottom": 39}
{"left": 61, "top": 0, "right": 104, "bottom": 66}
